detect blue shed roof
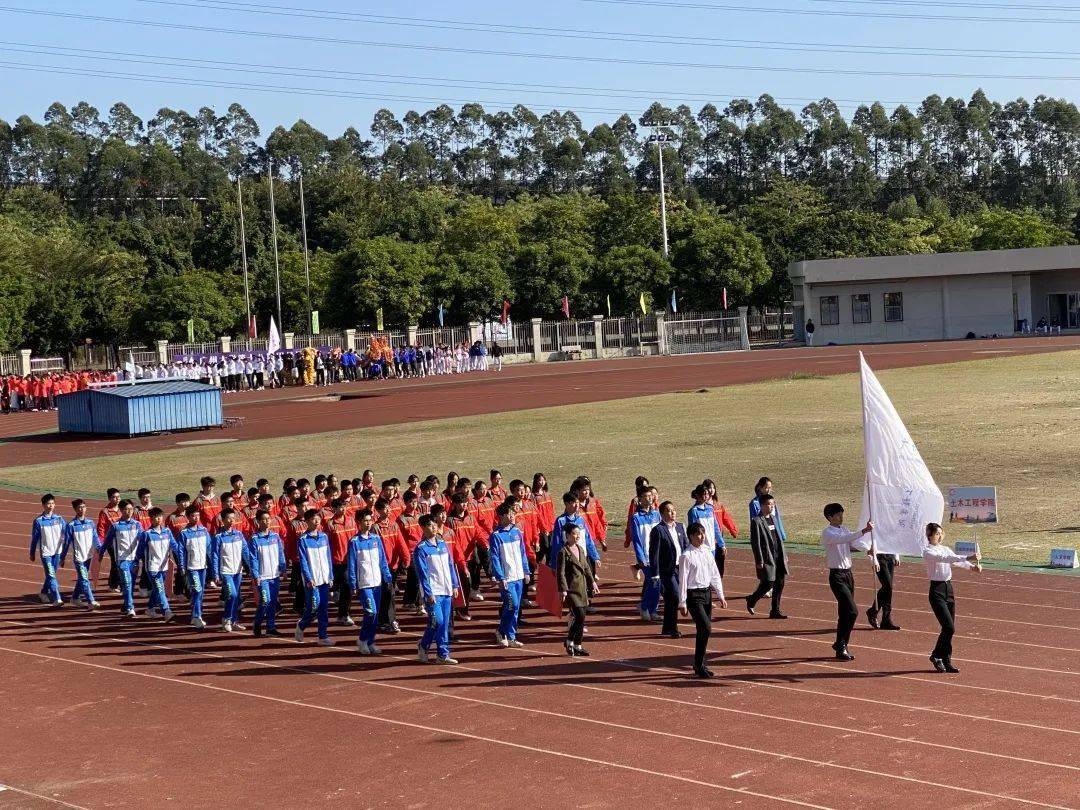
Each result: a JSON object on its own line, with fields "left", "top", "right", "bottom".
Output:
{"left": 94, "top": 381, "right": 219, "bottom": 399}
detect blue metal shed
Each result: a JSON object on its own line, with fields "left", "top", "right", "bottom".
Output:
{"left": 58, "top": 381, "right": 223, "bottom": 437}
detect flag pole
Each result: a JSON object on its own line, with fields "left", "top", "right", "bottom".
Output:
{"left": 298, "top": 170, "right": 312, "bottom": 334}
{"left": 268, "top": 159, "right": 283, "bottom": 330}
{"left": 858, "top": 353, "right": 882, "bottom": 584}
{"left": 237, "top": 177, "right": 251, "bottom": 337}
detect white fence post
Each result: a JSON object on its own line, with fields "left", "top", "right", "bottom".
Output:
{"left": 155, "top": 339, "right": 168, "bottom": 365}
{"left": 468, "top": 321, "right": 481, "bottom": 345}
{"left": 345, "top": 329, "right": 356, "bottom": 350}
{"left": 18, "top": 349, "right": 31, "bottom": 376}
{"left": 592, "top": 315, "right": 605, "bottom": 358}
{"left": 738, "top": 307, "right": 751, "bottom": 350}
{"left": 283, "top": 332, "right": 295, "bottom": 350}
{"left": 530, "top": 318, "right": 543, "bottom": 362}
{"left": 655, "top": 310, "right": 668, "bottom": 355}
{"left": 219, "top": 336, "right": 231, "bottom": 354}
{"left": 407, "top": 323, "right": 418, "bottom": 345}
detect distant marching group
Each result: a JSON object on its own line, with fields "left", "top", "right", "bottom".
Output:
{"left": 29, "top": 470, "right": 981, "bottom": 677}
{"left": 124, "top": 340, "right": 504, "bottom": 392}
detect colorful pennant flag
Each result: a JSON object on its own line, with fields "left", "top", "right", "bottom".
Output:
{"left": 561, "top": 295, "right": 570, "bottom": 319}
{"left": 186, "top": 318, "right": 195, "bottom": 343}
{"left": 501, "top": 299, "right": 510, "bottom": 326}
{"left": 438, "top": 302, "right": 445, "bottom": 327}
{"left": 376, "top": 307, "right": 384, "bottom": 331}
{"left": 670, "top": 289, "right": 678, "bottom": 313}
{"left": 638, "top": 292, "right": 647, "bottom": 316}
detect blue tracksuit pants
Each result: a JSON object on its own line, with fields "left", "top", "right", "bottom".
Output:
{"left": 421, "top": 595, "right": 452, "bottom": 659}
{"left": 39, "top": 553, "right": 61, "bottom": 603}
{"left": 499, "top": 579, "right": 524, "bottom": 640}
{"left": 356, "top": 585, "right": 380, "bottom": 645}
{"left": 147, "top": 570, "right": 171, "bottom": 614}
{"left": 72, "top": 560, "right": 95, "bottom": 605}
{"left": 220, "top": 572, "right": 242, "bottom": 623}
{"left": 640, "top": 565, "right": 660, "bottom": 615}
{"left": 255, "top": 578, "right": 280, "bottom": 632}
{"left": 118, "top": 560, "right": 137, "bottom": 612}
{"left": 187, "top": 569, "right": 206, "bottom": 618}
{"left": 299, "top": 582, "right": 330, "bottom": 639}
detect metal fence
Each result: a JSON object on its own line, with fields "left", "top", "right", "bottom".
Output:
{"left": 665, "top": 316, "right": 742, "bottom": 355}
{"left": 416, "top": 326, "right": 469, "bottom": 347}
{"left": 746, "top": 306, "right": 793, "bottom": 344}
{"left": 538, "top": 319, "right": 597, "bottom": 353}
{"left": 0, "top": 354, "right": 20, "bottom": 374}
{"left": 167, "top": 341, "right": 219, "bottom": 359}
{"left": 118, "top": 346, "right": 158, "bottom": 366}
{"left": 30, "top": 356, "right": 66, "bottom": 372}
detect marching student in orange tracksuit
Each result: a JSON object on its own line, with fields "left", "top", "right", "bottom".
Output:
{"left": 397, "top": 491, "right": 425, "bottom": 612}
{"left": 489, "top": 469, "right": 508, "bottom": 504}
{"left": 195, "top": 476, "right": 222, "bottom": 528}
{"left": 97, "top": 488, "right": 123, "bottom": 591}
{"left": 278, "top": 479, "right": 297, "bottom": 514}
{"left": 446, "top": 494, "right": 479, "bottom": 619}
{"left": 375, "top": 498, "right": 408, "bottom": 633}
{"left": 469, "top": 480, "right": 496, "bottom": 595}
{"left": 574, "top": 476, "right": 608, "bottom": 553}
{"left": 324, "top": 498, "right": 357, "bottom": 626}
{"left": 531, "top": 473, "right": 555, "bottom": 563}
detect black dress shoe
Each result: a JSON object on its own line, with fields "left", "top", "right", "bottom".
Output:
{"left": 693, "top": 667, "right": 710, "bottom": 679}
{"left": 943, "top": 659, "right": 960, "bottom": 674}
{"left": 664, "top": 630, "right": 682, "bottom": 639}
{"left": 253, "top": 627, "right": 263, "bottom": 638}
{"left": 266, "top": 628, "right": 284, "bottom": 637}
{"left": 768, "top": 611, "right": 788, "bottom": 620}
{"left": 835, "top": 648, "right": 855, "bottom": 661}
{"left": 930, "top": 656, "right": 947, "bottom": 672}
{"left": 573, "top": 645, "right": 590, "bottom": 657}
{"left": 879, "top": 621, "right": 901, "bottom": 631}
{"left": 745, "top": 597, "right": 756, "bottom": 616}
{"left": 865, "top": 607, "right": 879, "bottom": 629}
{"left": 702, "top": 666, "right": 715, "bottom": 678}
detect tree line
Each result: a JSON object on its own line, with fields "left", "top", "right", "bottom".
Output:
{"left": 0, "top": 91, "right": 1077, "bottom": 353}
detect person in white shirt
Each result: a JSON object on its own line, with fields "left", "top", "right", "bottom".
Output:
{"left": 678, "top": 522, "right": 728, "bottom": 678}
{"left": 820, "top": 503, "right": 874, "bottom": 661}
{"left": 922, "top": 522, "right": 981, "bottom": 674}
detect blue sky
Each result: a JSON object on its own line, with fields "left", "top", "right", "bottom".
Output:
{"left": 0, "top": 0, "right": 1074, "bottom": 138}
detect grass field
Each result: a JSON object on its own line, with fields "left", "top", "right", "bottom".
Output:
{"left": 3, "top": 350, "right": 1079, "bottom": 564}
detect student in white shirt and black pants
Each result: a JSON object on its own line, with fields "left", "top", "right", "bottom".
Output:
{"left": 820, "top": 503, "right": 874, "bottom": 661}
{"left": 678, "top": 522, "right": 727, "bottom": 678}
{"left": 923, "top": 522, "right": 981, "bottom": 673}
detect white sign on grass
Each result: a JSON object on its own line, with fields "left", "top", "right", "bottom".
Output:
{"left": 1049, "top": 548, "right": 1079, "bottom": 569}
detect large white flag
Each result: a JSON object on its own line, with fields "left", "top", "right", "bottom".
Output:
{"left": 858, "top": 352, "right": 943, "bottom": 556}
{"left": 267, "top": 315, "right": 281, "bottom": 355}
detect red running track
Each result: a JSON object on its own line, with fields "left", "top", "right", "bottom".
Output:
{"left": 1, "top": 335, "right": 1079, "bottom": 466}
{"left": 0, "top": 489, "right": 1076, "bottom": 809}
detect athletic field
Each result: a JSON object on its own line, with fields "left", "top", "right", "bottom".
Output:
{"left": 0, "top": 338, "right": 1077, "bottom": 808}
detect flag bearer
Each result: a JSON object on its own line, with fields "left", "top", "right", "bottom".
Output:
{"left": 820, "top": 503, "right": 874, "bottom": 661}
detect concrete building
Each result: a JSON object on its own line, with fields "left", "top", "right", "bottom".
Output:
{"left": 788, "top": 245, "right": 1080, "bottom": 345}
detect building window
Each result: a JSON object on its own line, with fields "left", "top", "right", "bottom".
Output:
{"left": 819, "top": 296, "right": 839, "bottom": 326}
{"left": 852, "top": 293, "right": 872, "bottom": 324}
{"left": 884, "top": 292, "right": 903, "bottom": 322}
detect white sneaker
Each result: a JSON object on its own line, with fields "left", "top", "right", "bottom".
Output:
{"left": 368, "top": 643, "right": 382, "bottom": 655}
{"left": 89, "top": 601, "right": 101, "bottom": 610}
{"left": 124, "top": 608, "right": 137, "bottom": 618}
{"left": 53, "top": 599, "right": 64, "bottom": 607}
{"left": 340, "top": 615, "right": 355, "bottom": 627}
{"left": 191, "top": 617, "right": 207, "bottom": 629}
{"left": 221, "top": 620, "right": 232, "bottom": 632}
{"left": 495, "top": 631, "right": 508, "bottom": 648}
{"left": 316, "top": 637, "right": 335, "bottom": 647}
{"left": 356, "top": 640, "right": 371, "bottom": 655}
{"left": 294, "top": 624, "right": 304, "bottom": 643}
{"left": 232, "top": 622, "right": 246, "bottom": 631}
{"left": 417, "top": 644, "right": 430, "bottom": 663}
{"left": 509, "top": 639, "right": 525, "bottom": 648}
{"left": 472, "top": 592, "right": 484, "bottom": 602}
{"left": 414, "top": 605, "right": 427, "bottom": 616}
{"left": 435, "top": 656, "right": 458, "bottom": 665}
{"left": 390, "top": 621, "right": 400, "bottom": 633}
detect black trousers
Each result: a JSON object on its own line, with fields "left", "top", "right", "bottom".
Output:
{"left": 289, "top": 565, "right": 305, "bottom": 613}
{"left": 874, "top": 555, "right": 895, "bottom": 620}
{"left": 659, "top": 572, "right": 680, "bottom": 635}
{"left": 377, "top": 577, "right": 397, "bottom": 626}
{"left": 403, "top": 561, "right": 420, "bottom": 607}
{"left": 567, "top": 603, "right": 586, "bottom": 645}
{"left": 714, "top": 546, "right": 726, "bottom": 580}
{"left": 929, "top": 580, "right": 956, "bottom": 660}
{"left": 332, "top": 562, "right": 352, "bottom": 619}
{"left": 106, "top": 546, "right": 120, "bottom": 589}
{"left": 749, "top": 573, "right": 785, "bottom": 613}
{"left": 469, "top": 544, "right": 490, "bottom": 590}
{"left": 828, "top": 568, "right": 858, "bottom": 649}
{"left": 686, "top": 587, "right": 712, "bottom": 671}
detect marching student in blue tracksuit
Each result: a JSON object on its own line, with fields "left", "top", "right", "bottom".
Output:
{"left": 629, "top": 489, "right": 662, "bottom": 621}
{"left": 30, "top": 493, "right": 66, "bottom": 607}
{"left": 547, "top": 492, "right": 600, "bottom": 569}
{"left": 136, "top": 507, "right": 179, "bottom": 623}
{"left": 688, "top": 484, "right": 725, "bottom": 560}
{"left": 248, "top": 509, "right": 287, "bottom": 639}
{"left": 103, "top": 500, "right": 142, "bottom": 617}
{"left": 177, "top": 505, "right": 213, "bottom": 629}
{"left": 488, "top": 499, "right": 529, "bottom": 648}
{"left": 414, "top": 514, "right": 461, "bottom": 664}
{"left": 60, "top": 499, "right": 101, "bottom": 609}
{"left": 346, "top": 507, "right": 392, "bottom": 655}
{"left": 295, "top": 509, "right": 335, "bottom": 647}
{"left": 211, "top": 509, "right": 251, "bottom": 633}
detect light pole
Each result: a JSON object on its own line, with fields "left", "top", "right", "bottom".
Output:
{"left": 298, "top": 170, "right": 312, "bottom": 333}
{"left": 267, "top": 159, "right": 283, "bottom": 330}
{"left": 641, "top": 118, "right": 677, "bottom": 259}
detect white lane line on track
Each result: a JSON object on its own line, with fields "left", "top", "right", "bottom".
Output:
{"left": 2, "top": 619, "right": 1076, "bottom": 808}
